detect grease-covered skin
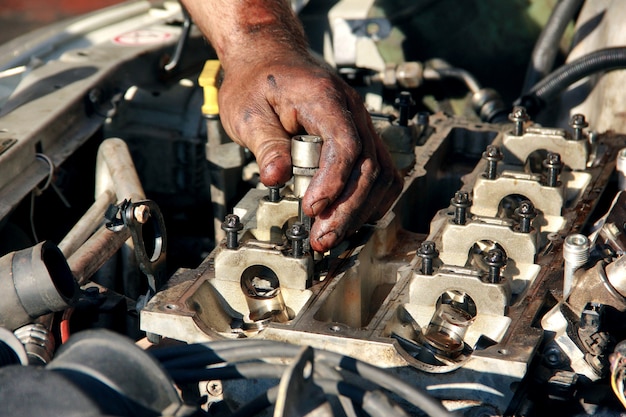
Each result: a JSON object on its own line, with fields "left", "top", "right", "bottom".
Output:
{"left": 182, "top": 0, "right": 402, "bottom": 252}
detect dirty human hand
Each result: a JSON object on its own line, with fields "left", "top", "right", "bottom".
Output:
{"left": 182, "top": 0, "right": 403, "bottom": 252}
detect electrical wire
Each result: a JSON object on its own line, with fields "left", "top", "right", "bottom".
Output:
{"left": 168, "top": 362, "right": 285, "bottom": 383}
{"left": 59, "top": 308, "right": 74, "bottom": 344}
{"left": 30, "top": 153, "right": 55, "bottom": 243}
{"left": 169, "top": 357, "right": 410, "bottom": 417}
{"left": 154, "top": 339, "right": 458, "bottom": 417}
{"left": 228, "top": 386, "right": 278, "bottom": 417}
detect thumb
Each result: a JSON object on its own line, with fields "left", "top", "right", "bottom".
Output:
{"left": 245, "top": 128, "right": 293, "bottom": 187}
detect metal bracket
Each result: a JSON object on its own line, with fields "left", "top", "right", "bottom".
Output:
{"left": 105, "top": 199, "right": 167, "bottom": 295}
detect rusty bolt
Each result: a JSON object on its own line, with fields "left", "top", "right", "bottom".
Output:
{"left": 543, "top": 152, "right": 563, "bottom": 187}
{"left": 133, "top": 204, "right": 151, "bottom": 224}
{"left": 569, "top": 114, "right": 589, "bottom": 141}
{"left": 417, "top": 241, "right": 439, "bottom": 275}
{"left": 515, "top": 200, "right": 537, "bottom": 233}
{"left": 221, "top": 214, "right": 243, "bottom": 249}
{"left": 451, "top": 191, "right": 472, "bottom": 225}
{"left": 508, "top": 106, "right": 530, "bottom": 136}
{"left": 482, "top": 145, "right": 503, "bottom": 180}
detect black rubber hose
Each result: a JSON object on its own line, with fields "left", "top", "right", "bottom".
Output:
{"left": 154, "top": 340, "right": 457, "bottom": 417}
{"left": 229, "top": 387, "right": 278, "bottom": 417}
{"left": 167, "top": 362, "right": 285, "bottom": 383}
{"left": 228, "top": 380, "right": 409, "bottom": 417}
{"left": 522, "top": 0, "right": 585, "bottom": 94}
{"left": 517, "top": 46, "right": 626, "bottom": 115}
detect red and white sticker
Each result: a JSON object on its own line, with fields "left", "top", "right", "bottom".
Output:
{"left": 113, "top": 29, "right": 173, "bottom": 46}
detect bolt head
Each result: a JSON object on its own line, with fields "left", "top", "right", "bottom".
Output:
{"left": 543, "top": 152, "right": 563, "bottom": 168}
{"left": 544, "top": 346, "right": 564, "bottom": 367}
{"left": 548, "top": 152, "right": 561, "bottom": 163}
{"left": 395, "top": 91, "right": 415, "bottom": 107}
{"left": 569, "top": 113, "right": 589, "bottom": 129}
{"left": 516, "top": 200, "right": 537, "bottom": 218}
{"left": 483, "top": 248, "right": 506, "bottom": 267}
{"left": 483, "top": 145, "right": 503, "bottom": 161}
{"left": 133, "top": 204, "right": 151, "bottom": 224}
{"left": 206, "top": 380, "right": 223, "bottom": 396}
{"left": 286, "top": 222, "right": 308, "bottom": 240}
{"left": 222, "top": 214, "right": 243, "bottom": 232}
{"left": 508, "top": 106, "right": 529, "bottom": 123}
{"left": 451, "top": 191, "right": 471, "bottom": 208}
{"left": 418, "top": 241, "right": 439, "bottom": 257}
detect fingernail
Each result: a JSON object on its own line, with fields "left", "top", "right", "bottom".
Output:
{"left": 311, "top": 230, "right": 338, "bottom": 252}
{"left": 309, "top": 198, "right": 330, "bottom": 216}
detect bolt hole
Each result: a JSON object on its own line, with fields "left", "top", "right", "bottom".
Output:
{"left": 498, "top": 349, "right": 508, "bottom": 355}
{"left": 165, "top": 304, "right": 179, "bottom": 310}
{"left": 329, "top": 325, "right": 342, "bottom": 332}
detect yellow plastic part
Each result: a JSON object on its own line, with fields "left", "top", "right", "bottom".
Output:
{"left": 198, "top": 60, "right": 221, "bottom": 116}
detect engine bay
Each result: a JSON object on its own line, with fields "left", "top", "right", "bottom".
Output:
{"left": 2, "top": 1, "right": 626, "bottom": 416}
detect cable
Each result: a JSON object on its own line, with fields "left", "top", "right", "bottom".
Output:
{"left": 59, "top": 308, "right": 74, "bottom": 344}
{"left": 203, "top": 373, "right": 408, "bottom": 417}
{"left": 317, "top": 380, "right": 410, "bottom": 417}
{"left": 29, "top": 153, "right": 55, "bottom": 243}
{"left": 161, "top": 343, "right": 299, "bottom": 369}
{"left": 517, "top": 46, "right": 626, "bottom": 115}
{"left": 155, "top": 339, "right": 281, "bottom": 363}
{"left": 229, "top": 386, "right": 277, "bottom": 417}
{"left": 168, "top": 362, "right": 285, "bottom": 383}
{"left": 154, "top": 340, "right": 457, "bottom": 417}
{"left": 521, "top": 0, "right": 585, "bottom": 94}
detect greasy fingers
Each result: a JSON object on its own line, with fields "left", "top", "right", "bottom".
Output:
{"left": 308, "top": 103, "right": 403, "bottom": 252}
{"left": 309, "top": 140, "right": 402, "bottom": 251}
{"left": 300, "top": 87, "right": 365, "bottom": 217}
{"left": 216, "top": 53, "right": 402, "bottom": 252}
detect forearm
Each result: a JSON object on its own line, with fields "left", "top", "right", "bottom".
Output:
{"left": 181, "top": 0, "right": 308, "bottom": 68}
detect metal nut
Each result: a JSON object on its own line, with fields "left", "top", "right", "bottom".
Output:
{"left": 133, "top": 204, "right": 151, "bottom": 224}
